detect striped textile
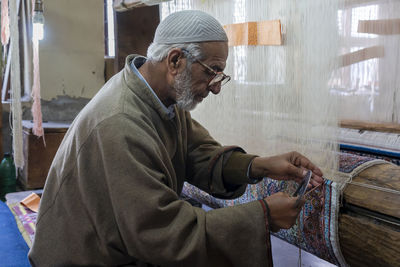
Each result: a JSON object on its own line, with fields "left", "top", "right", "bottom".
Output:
{"left": 8, "top": 203, "right": 37, "bottom": 248}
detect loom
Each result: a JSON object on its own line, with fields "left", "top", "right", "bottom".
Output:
{"left": 161, "top": 0, "right": 400, "bottom": 266}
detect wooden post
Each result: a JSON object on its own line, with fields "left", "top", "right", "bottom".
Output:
{"left": 114, "top": 6, "right": 160, "bottom": 72}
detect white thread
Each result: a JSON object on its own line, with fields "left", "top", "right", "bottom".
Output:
{"left": 349, "top": 181, "right": 400, "bottom": 195}
{"left": 10, "top": 0, "right": 24, "bottom": 168}
{"left": 160, "top": 1, "right": 400, "bottom": 266}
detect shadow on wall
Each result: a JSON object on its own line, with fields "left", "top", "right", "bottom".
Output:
{"left": 2, "top": 95, "right": 90, "bottom": 153}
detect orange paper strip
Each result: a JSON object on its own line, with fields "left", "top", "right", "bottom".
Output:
{"left": 224, "top": 20, "right": 282, "bottom": 46}
{"left": 20, "top": 192, "right": 41, "bottom": 213}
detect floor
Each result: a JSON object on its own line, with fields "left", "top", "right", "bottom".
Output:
{"left": 271, "top": 235, "right": 337, "bottom": 267}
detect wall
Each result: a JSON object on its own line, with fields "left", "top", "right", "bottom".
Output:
{"left": 2, "top": 0, "right": 105, "bottom": 153}
{"left": 39, "top": 0, "right": 105, "bottom": 101}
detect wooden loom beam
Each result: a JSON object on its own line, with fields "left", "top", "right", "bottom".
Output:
{"left": 339, "top": 163, "right": 400, "bottom": 267}
{"left": 344, "top": 163, "right": 400, "bottom": 219}
{"left": 340, "top": 120, "right": 400, "bottom": 134}
{"left": 339, "top": 212, "right": 400, "bottom": 267}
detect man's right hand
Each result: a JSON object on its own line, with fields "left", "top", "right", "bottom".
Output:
{"left": 264, "top": 192, "right": 305, "bottom": 232}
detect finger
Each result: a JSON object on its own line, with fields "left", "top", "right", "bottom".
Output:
{"left": 287, "top": 164, "right": 306, "bottom": 182}
{"left": 294, "top": 154, "right": 324, "bottom": 177}
{"left": 312, "top": 166, "right": 323, "bottom": 177}
{"left": 309, "top": 180, "right": 318, "bottom": 188}
{"left": 311, "top": 173, "right": 324, "bottom": 184}
{"left": 310, "top": 176, "right": 323, "bottom": 187}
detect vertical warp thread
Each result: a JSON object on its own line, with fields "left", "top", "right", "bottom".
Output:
{"left": 179, "top": 0, "right": 340, "bottom": 179}
{"left": 297, "top": 215, "right": 302, "bottom": 267}
{"left": 159, "top": 1, "right": 354, "bottom": 266}
{"left": 10, "top": 0, "right": 24, "bottom": 168}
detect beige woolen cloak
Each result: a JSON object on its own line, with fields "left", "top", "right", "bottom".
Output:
{"left": 29, "top": 55, "right": 272, "bottom": 267}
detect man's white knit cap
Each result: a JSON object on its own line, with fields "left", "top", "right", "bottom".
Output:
{"left": 154, "top": 10, "right": 228, "bottom": 44}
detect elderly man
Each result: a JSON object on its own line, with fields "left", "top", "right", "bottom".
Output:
{"left": 29, "top": 10, "right": 323, "bottom": 266}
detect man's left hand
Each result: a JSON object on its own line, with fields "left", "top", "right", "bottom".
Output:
{"left": 250, "top": 151, "right": 324, "bottom": 187}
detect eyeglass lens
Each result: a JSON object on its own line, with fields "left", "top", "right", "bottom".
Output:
{"left": 209, "top": 74, "right": 230, "bottom": 86}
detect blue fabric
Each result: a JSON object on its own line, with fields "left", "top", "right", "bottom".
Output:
{"left": 0, "top": 201, "right": 30, "bottom": 267}
{"left": 340, "top": 144, "right": 400, "bottom": 159}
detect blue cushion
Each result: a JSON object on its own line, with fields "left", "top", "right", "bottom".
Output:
{"left": 0, "top": 201, "right": 30, "bottom": 267}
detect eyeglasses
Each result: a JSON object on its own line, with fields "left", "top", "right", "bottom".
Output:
{"left": 181, "top": 49, "right": 231, "bottom": 87}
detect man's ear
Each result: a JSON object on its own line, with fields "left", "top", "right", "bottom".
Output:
{"left": 166, "top": 48, "right": 186, "bottom": 75}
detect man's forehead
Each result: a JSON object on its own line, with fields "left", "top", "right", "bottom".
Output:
{"left": 201, "top": 42, "right": 228, "bottom": 65}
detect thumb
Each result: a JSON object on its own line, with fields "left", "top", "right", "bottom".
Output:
{"left": 293, "top": 196, "right": 306, "bottom": 209}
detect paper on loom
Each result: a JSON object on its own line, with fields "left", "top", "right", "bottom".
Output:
{"left": 113, "top": 0, "right": 172, "bottom": 11}
{"left": 20, "top": 192, "right": 41, "bottom": 213}
{"left": 223, "top": 20, "right": 282, "bottom": 46}
{"left": 339, "top": 46, "right": 384, "bottom": 67}
{"left": 358, "top": 19, "right": 400, "bottom": 35}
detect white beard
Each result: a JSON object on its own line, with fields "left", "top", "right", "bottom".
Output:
{"left": 174, "top": 67, "right": 198, "bottom": 111}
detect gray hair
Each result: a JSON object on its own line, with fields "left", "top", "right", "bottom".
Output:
{"left": 146, "top": 42, "right": 204, "bottom": 63}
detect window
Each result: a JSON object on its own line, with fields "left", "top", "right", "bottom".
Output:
{"left": 331, "top": 4, "right": 380, "bottom": 101}
{"left": 105, "top": 0, "right": 115, "bottom": 57}
{"left": 351, "top": 5, "right": 378, "bottom": 38}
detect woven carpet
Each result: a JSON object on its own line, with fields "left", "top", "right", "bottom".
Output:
{"left": 340, "top": 146, "right": 400, "bottom": 166}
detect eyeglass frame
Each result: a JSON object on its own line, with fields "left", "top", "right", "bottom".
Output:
{"left": 181, "top": 49, "right": 231, "bottom": 87}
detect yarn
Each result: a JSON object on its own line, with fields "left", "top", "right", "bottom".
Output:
{"left": 31, "top": 39, "right": 44, "bottom": 140}
{"left": 1, "top": 0, "right": 10, "bottom": 46}
{"left": 161, "top": 0, "right": 341, "bottom": 182}
{"left": 9, "top": 0, "right": 24, "bottom": 168}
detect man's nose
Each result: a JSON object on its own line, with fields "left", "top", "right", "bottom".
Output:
{"left": 209, "top": 83, "right": 222, "bottom": 94}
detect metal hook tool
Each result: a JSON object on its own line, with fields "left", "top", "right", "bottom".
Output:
{"left": 293, "top": 170, "right": 312, "bottom": 207}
